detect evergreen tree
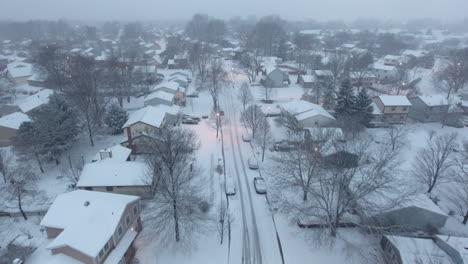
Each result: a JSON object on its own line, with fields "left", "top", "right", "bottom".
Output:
{"left": 354, "top": 88, "right": 374, "bottom": 126}
{"left": 14, "top": 94, "right": 79, "bottom": 166}
{"left": 105, "top": 104, "right": 128, "bottom": 134}
{"left": 30, "top": 93, "right": 80, "bottom": 164}
{"left": 335, "top": 79, "right": 356, "bottom": 116}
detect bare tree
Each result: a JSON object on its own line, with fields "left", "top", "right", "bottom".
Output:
{"left": 241, "top": 104, "right": 264, "bottom": 138}
{"left": 278, "top": 110, "right": 302, "bottom": 134}
{"left": 239, "top": 50, "right": 262, "bottom": 83}
{"left": 413, "top": 132, "right": 458, "bottom": 194}
{"left": 238, "top": 82, "right": 253, "bottom": 111}
{"left": 327, "top": 51, "right": 348, "bottom": 85}
{"left": 104, "top": 53, "right": 135, "bottom": 107}
{"left": 384, "top": 124, "right": 413, "bottom": 151}
{"left": 0, "top": 76, "right": 15, "bottom": 101}
{"left": 206, "top": 57, "right": 229, "bottom": 111}
{"left": 0, "top": 149, "right": 13, "bottom": 183}
{"left": 64, "top": 55, "right": 112, "bottom": 146}
{"left": 254, "top": 117, "right": 273, "bottom": 162}
{"left": 144, "top": 128, "right": 206, "bottom": 242}
{"left": 189, "top": 43, "right": 212, "bottom": 89}
{"left": 8, "top": 166, "right": 36, "bottom": 220}
{"left": 32, "top": 44, "right": 68, "bottom": 90}
{"left": 445, "top": 185, "right": 468, "bottom": 225}
{"left": 272, "top": 137, "right": 401, "bottom": 237}
{"left": 435, "top": 49, "right": 468, "bottom": 99}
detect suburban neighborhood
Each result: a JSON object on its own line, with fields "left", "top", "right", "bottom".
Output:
{"left": 1, "top": 2, "right": 468, "bottom": 264}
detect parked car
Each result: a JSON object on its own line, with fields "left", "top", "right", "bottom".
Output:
{"left": 202, "top": 115, "right": 209, "bottom": 119}
{"left": 187, "top": 92, "right": 199, "bottom": 98}
{"left": 182, "top": 118, "right": 198, "bottom": 125}
{"left": 272, "top": 141, "right": 299, "bottom": 151}
{"left": 242, "top": 133, "right": 251, "bottom": 142}
{"left": 182, "top": 115, "right": 200, "bottom": 122}
{"left": 254, "top": 177, "right": 266, "bottom": 194}
{"left": 225, "top": 176, "right": 236, "bottom": 196}
{"left": 248, "top": 157, "right": 258, "bottom": 170}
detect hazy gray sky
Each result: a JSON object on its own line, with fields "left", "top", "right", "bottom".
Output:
{"left": 0, "top": 0, "right": 467, "bottom": 22}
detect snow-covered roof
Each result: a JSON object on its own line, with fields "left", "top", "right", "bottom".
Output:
{"left": 91, "top": 145, "right": 132, "bottom": 162}
{"left": 0, "top": 112, "right": 30, "bottom": 129}
{"left": 41, "top": 190, "right": 139, "bottom": 258}
{"left": 7, "top": 61, "right": 33, "bottom": 78}
{"left": 133, "top": 65, "right": 156, "bottom": 74}
{"left": 17, "top": 89, "right": 54, "bottom": 113}
{"left": 415, "top": 95, "right": 449, "bottom": 106}
{"left": 103, "top": 230, "right": 138, "bottom": 264}
{"left": 168, "top": 76, "right": 188, "bottom": 83}
{"left": 299, "top": 29, "right": 322, "bottom": 35}
{"left": 371, "top": 62, "right": 396, "bottom": 72}
{"left": 436, "top": 235, "right": 468, "bottom": 263}
{"left": 301, "top": 75, "right": 315, "bottom": 83}
{"left": 376, "top": 95, "right": 412, "bottom": 106}
{"left": 123, "top": 106, "right": 165, "bottom": 129}
{"left": 145, "top": 90, "right": 175, "bottom": 103}
{"left": 385, "top": 235, "right": 452, "bottom": 264}
{"left": 314, "top": 70, "right": 333, "bottom": 77}
{"left": 153, "top": 81, "right": 179, "bottom": 92}
{"left": 397, "top": 193, "right": 447, "bottom": 216}
{"left": 27, "top": 241, "right": 85, "bottom": 264}
{"left": 123, "top": 105, "right": 179, "bottom": 129}
{"left": 402, "top": 50, "right": 427, "bottom": 58}
{"left": 77, "top": 160, "right": 148, "bottom": 187}
{"left": 350, "top": 72, "right": 376, "bottom": 79}
{"left": 281, "top": 100, "right": 335, "bottom": 120}
{"left": 384, "top": 54, "right": 401, "bottom": 61}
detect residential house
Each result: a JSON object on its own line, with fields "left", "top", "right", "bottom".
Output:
{"left": 77, "top": 160, "right": 152, "bottom": 198}
{"left": 29, "top": 190, "right": 141, "bottom": 264}
{"left": 380, "top": 235, "right": 452, "bottom": 264}
{"left": 173, "top": 53, "right": 189, "bottom": 69}
{"left": 17, "top": 89, "right": 54, "bottom": 114}
{"left": 350, "top": 72, "right": 376, "bottom": 87}
{"left": 383, "top": 55, "right": 403, "bottom": 66}
{"left": 91, "top": 145, "right": 132, "bottom": 163}
{"left": 372, "top": 96, "right": 412, "bottom": 122}
{"left": 144, "top": 90, "right": 175, "bottom": 106}
{"left": 121, "top": 105, "right": 179, "bottom": 153}
{"left": 6, "top": 61, "right": 33, "bottom": 85}
{"left": 371, "top": 63, "right": 398, "bottom": 81}
{"left": 280, "top": 100, "right": 337, "bottom": 128}
{"left": 408, "top": 95, "right": 450, "bottom": 123}
{"left": 313, "top": 70, "right": 333, "bottom": 84}
{"left": 0, "top": 112, "right": 30, "bottom": 146}
{"left": 371, "top": 102, "right": 383, "bottom": 122}
{"left": 261, "top": 67, "right": 289, "bottom": 88}
{"left": 168, "top": 76, "right": 189, "bottom": 89}
{"left": 298, "top": 75, "right": 315, "bottom": 88}
{"left": 152, "top": 81, "right": 185, "bottom": 102}
{"left": 365, "top": 194, "right": 448, "bottom": 233}
{"left": 169, "top": 71, "right": 191, "bottom": 82}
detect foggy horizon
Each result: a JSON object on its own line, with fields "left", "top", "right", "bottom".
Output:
{"left": 1, "top": 0, "right": 468, "bottom": 23}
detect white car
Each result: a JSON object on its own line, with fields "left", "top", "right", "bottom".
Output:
{"left": 248, "top": 157, "right": 259, "bottom": 170}
{"left": 242, "top": 133, "right": 251, "bottom": 142}
{"left": 225, "top": 176, "right": 236, "bottom": 196}
{"left": 254, "top": 177, "right": 266, "bottom": 194}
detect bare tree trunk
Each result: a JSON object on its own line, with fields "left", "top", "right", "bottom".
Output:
{"left": 262, "top": 147, "right": 266, "bottom": 162}
{"left": 302, "top": 189, "right": 308, "bottom": 201}
{"left": 35, "top": 152, "right": 44, "bottom": 174}
{"left": 118, "top": 97, "right": 123, "bottom": 108}
{"left": 173, "top": 200, "right": 180, "bottom": 242}
{"left": 463, "top": 210, "right": 468, "bottom": 225}
{"left": 18, "top": 194, "right": 27, "bottom": 221}
{"left": 85, "top": 114, "right": 95, "bottom": 147}
{"left": 427, "top": 183, "right": 435, "bottom": 194}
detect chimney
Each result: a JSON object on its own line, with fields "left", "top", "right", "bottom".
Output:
{"left": 99, "top": 149, "right": 112, "bottom": 160}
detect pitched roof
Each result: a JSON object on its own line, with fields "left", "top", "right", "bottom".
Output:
{"left": 145, "top": 90, "right": 175, "bottom": 103}
{"left": 41, "top": 190, "right": 139, "bottom": 258}
{"left": 122, "top": 105, "right": 179, "bottom": 129}
{"left": 91, "top": 145, "right": 132, "bottom": 162}
{"left": 416, "top": 95, "right": 449, "bottom": 106}
{"left": 0, "top": 112, "right": 30, "bottom": 129}
{"left": 77, "top": 160, "right": 148, "bottom": 187}
{"left": 377, "top": 95, "right": 412, "bottom": 106}
{"left": 153, "top": 81, "right": 180, "bottom": 92}
{"left": 281, "top": 100, "right": 335, "bottom": 120}
{"left": 17, "top": 89, "right": 54, "bottom": 113}
{"left": 7, "top": 61, "right": 33, "bottom": 78}
{"left": 385, "top": 235, "right": 452, "bottom": 264}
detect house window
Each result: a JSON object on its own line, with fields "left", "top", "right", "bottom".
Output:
{"left": 391, "top": 107, "right": 396, "bottom": 111}
{"left": 84, "top": 187, "right": 92, "bottom": 191}
{"left": 106, "top": 186, "right": 114, "bottom": 192}
{"left": 118, "top": 225, "right": 123, "bottom": 236}
{"left": 126, "top": 215, "right": 131, "bottom": 227}
{"left": 402, "top": 107, "right": 407, "bottom": 111}
{"left": 98, "top": 249, "right": 104, "bottom": 259}
{"left": 133, "top": 205, "right": 138, "bottom": 216}
{"left": 104, "top": 242, "right": 109, "bottom": 252}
